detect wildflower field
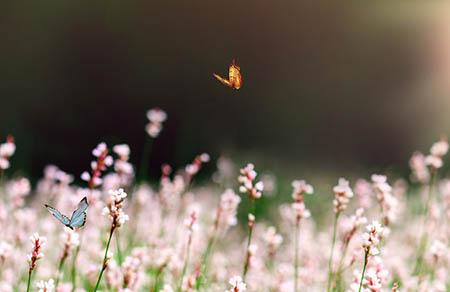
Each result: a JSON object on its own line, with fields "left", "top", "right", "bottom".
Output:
{"left": 1, "top": 108, "right": 449, "bottom": 292}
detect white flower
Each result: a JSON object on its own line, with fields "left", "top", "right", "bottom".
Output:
{"left": 113, "top": 144, "right": 130, "bottom": 159}
{"left": 425, "top": 155, "right": 443, "bottom": 169}
{"left": 292, "top": 180, "right": 314, "bottom": 197}
{"left": 430, "top": 139, "right": 449, "bottom": 157}
{"left": 36, "top": 279, "right": 54, "bottom": 292}
{"left": 362, "top": 220, "right": 384, "bottom": 255}
{"left": 238, "top": 163, "right": 263, "bottom": 199}
{"left": 92, "top": 142, "right": 107, "bottom": 157}
{"left": 147, "top": 108, "right": 167, "bottom": 123}
{"left": 226, "top": 275, "right": 247, "bottom": 292}
{"left": 146, "top": 108, "right": 167, "bottom": 138}
{"left": 333, "top": 178, "right": 353, "bottom": 213}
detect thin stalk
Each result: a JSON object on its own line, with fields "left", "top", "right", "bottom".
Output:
{"left": 327, "top": 213, "right": 340, "bottom": 292}
{"left": 413, "top": 171, "right": 436, "bottom": 275}
{"left": 178, "top": 232, "right": 193, "bottom": 292}
{"left": 294, "top": 218, "right": 300, "bottom": 292}
{"left": 242, "top": 198, "right": 256, "bottom": 281}
{"left": 334, "top": 243, "right": 351, "bottom": 291}
{"left": 55, "top": 256, "right": 67, "bottom": 288}
{"left": 93, "top": 227, "right": 115, "bottom": 292}
{"left": 116, "top": 231, "right": 123, "bottom": 265}
{"left": 357, "top": 250, "right": 369, "bottom": 292}
{"left": 71, "top": 231, "right": 84, "bottom": 292}
{"left": 26, "top": 271, "right": 32, "bottom": 292}
{"left": 139, "top": 137, "right": 153, "bottom": 182}
{"left": 151, "top": 265, "right": 165, "bottom": 292}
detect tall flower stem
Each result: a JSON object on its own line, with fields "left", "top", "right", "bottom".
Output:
{"left": 413, "top": 171, "right": 436, "bottom": 275}
{"left": 116, "top": 231, "right": 123, "bottom": 265}
{"left": 93, "top": 226, "right": 115, "bottom": 292}
{"left": 179, "top": 232, "right": 193, "bottom": 292}
{"left": 55, "top": 256, "right": 67, "bottom": 288}
{"left": 26, "top": 270, "right": 32, "bottom": 292}
{"left": 357, "top": 250, "right": 369, "bottom": 292}
{"left": 327, "top": 213, "right": 340, "bottom": 292}
{"left": 242, "top": 198, "right": 256, "bottom": 281}
{"left": 139, "top": 137, "right": 153, "bottom": 182}
{"left": 294, "top": 218, "right": 300, "bottom": 292}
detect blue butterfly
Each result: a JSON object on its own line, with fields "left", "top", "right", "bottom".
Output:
{"left": 45, "top": 197, "right": 89, "bottom": 230}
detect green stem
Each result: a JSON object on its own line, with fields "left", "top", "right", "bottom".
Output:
{"left": 294, "top": 219, "right": 300, "bottom": 292}
{"left": 357, "top": 250, "right": 369, "bottom": 292}
{"left": 55, "top": 256, "right": 67, "bottom": 288}
{"left": 26, "top": 270, "right": 32, "bottom": 292}
{"left": 71, "top": 232, "right": 84, "bottom": 292}
{"left": 93, "top": 227, "right": 115, "bottom": 292}
{"left": 116, "top": 231, "right": 123, "bottom": 265}
{"left": 327, "top": 213, "right": 340, "bottom": 292}
{"left": 413, "top": 171, "right": 436, "bottom": 276}
{"left": 335, "top": 243, "right": 351, "bottom": 291}
{"left": 178, "top": 233, "right": 193, "bottom": 292}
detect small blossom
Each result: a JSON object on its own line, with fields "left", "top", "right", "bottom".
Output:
{"left": 36, "top": 278, "right": 54, "bottom": 292}
{"left": 263, "top": 226, "right": 283, "bottom": 257}
{"left": 104, "top": 188, "right": 129, "bottom": 228}
{"left": 146, "top": 108, "right": 167, "bottom": 138}
{"left": 238, "top": 163, "right": 264, "bottom": 199}
{"left": 362, "top": 221, "right": 384, "bottom": 256}
{"left": 0, "top": 135, "right": 15, "bottom": 170}
{"left": 27, "top": 233, "right": 46, "bottom": 272}
{"left": 226, "top": 275, "right": 247, "bottom": 292}
{"left": 333, "top": 178, "right": 353, "bottom": 213}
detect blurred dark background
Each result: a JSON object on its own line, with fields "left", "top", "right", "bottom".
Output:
{"left": 2, "top": 1, "right": 450, "bottom": 180}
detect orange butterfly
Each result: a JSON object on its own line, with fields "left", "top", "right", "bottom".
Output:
{"left": 213, "top": 59, "right": 243, "bottom": 89}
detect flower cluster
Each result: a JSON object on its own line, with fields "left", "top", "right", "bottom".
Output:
{"left": 371, "top": 174, "right": 398, "bottom": 226}
{"left": 263, "top": 226, "right": 283, "bottom": 258}
{"left": 238, "top": 163, "right": 264, "bottom": 199}
{"left": 122, "top": 256, "right": 142, "bottom": 289}
{"left": 425, "top": 138, "right": 449, "bottom": 170}
{"left": 27, "top": 233, "right": 46, "bottom": 273}
{"left": 409, "top": 152, "right": 430, "bottom": 184}
{"left": 214, "top": 189, "right": 241, "bottom": 233}
{"left": 112, "top": 144, "right": 134, "bottom": 187}
{"left": 102, "top": 188, "right": 129, "bottom": 228}
{"left": 361, "top": 221, "right": 384, "bottom": 256}
{"left": 81, "top": 142, "right": 113, "bottom": 188}
{"left": 36, "top": 278, "right": 54, "bottom": 292}
{"left": 332, "top": 178, "right": 354, "bottom": 213}
{"left": 226, "top": 276, "right": 247, "bottom": 292}
{"left": 291, "top": 180, "right": 314, "bottom": 222}
{"left": 0, "top": 135, "right": 15, "bottom": 170}
{"left": 185, "top": 153, "right": 210, "bottom": 182}
{"left": 146, "top": 108, "right": 167, "bottom": 138}
{"left": 184, "top": 205, "right": 200, "bottom": 233}
{"left": 341, "top": 208, "right": 367, "bottom": 249}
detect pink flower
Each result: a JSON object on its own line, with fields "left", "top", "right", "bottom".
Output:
{"left": 333, "top": 178, "right": 353, "bottom": 213}
{"left": 238, "top": 163, "right": 264, "bottom": 199}
{"left": 27, "top": 233, "right": 46, "bottom": 272}
{"left": 146, "top": 108, "right": 167, "bottom": 138}
{"left": 0, "top": 135, "right": 15, "bottom": 170}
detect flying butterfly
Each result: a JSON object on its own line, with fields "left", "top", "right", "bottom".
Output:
{"left": 213, "top": 59, "right": 243, "bottom": 89}
{"left": 45, "top": 197, "right": 89, "bottom": 230}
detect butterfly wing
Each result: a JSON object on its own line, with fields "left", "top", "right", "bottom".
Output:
{"left": 69, "top": 197, "right": 88, "bottom": 229}
{"left": 69, "top": 212, "right": 87, "bottom": 229}
{"left": 213, "top": 73, "right": 232, "bottom": 87}
{"left": 45, "top": 205, "right": 71, "bottom": 226}
{"left": 229, "top": 62, "right": 242, "bottom": 89}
